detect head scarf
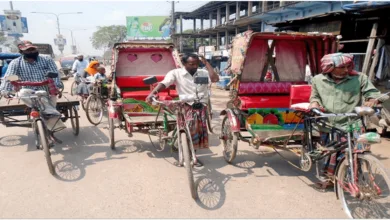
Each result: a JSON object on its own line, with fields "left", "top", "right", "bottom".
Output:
{"left": 321, "top": 53, "right": 357, "bottom": 75}
{"left": 84, "top": 61, "right": 100, "bottom": 76}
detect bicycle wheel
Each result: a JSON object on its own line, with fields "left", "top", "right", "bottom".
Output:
{"left": 69, "top": 106, "right": 79, "bottom": 136}
{"left": 86, "top": 95, "right": 104, "bottom": 125}
{"left": 81, "top": 96, "right": 87, "bottom": 111}
{"left": 70, "top": 81, "right": 77, "bottom": 96}
{"left": 59, "top": 81, "right": 64, "bottom": 93}
{"left": 180, "top": 132, "right": 197, "bottom": 199}
{"left": 108, "top": 117, "right": 115, "bottom": 149}
{"left": 221, "top": 116, "right": 238, "bottom": 163}
{"left": 37, "top": 120, "right": 55, "bottom": 175}
{"left": 337, "top": 154, "right": 390, "bottom": 219}
{"left": 207, "top": 98, "right": 213, "bottom": 120}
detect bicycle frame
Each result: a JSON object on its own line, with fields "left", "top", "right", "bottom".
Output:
{"left": 303, "top": 109, "right": 378, "bottom": 198}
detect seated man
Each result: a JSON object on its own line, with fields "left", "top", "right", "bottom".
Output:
{"left": 309, "top": 52, "right": 388, "bottom": 188}
{"left": 146, "top": 54, "right": 219, "bottom": 166}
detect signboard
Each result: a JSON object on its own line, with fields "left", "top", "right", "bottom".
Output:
{"left": 0, "top": 10, "right": 28, "bottom": 34}
{"left": 54, "top": 38, "right": 66, "bottom": 46}
{"left": 71, "top": 45, "right": 77, "bottom": 54}
{"left": 34, "top": 44, "right": 54, "bottom": 57}
{"left": 126, "top": 16, "right": 171, "bottom": 39}
{"left": 54, "top": 34, "right": 66, "bottom": 46}
{"left": 299, "top": 21, "right": 342, "bottom": 35}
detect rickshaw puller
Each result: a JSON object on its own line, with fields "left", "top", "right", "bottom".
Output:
{"left": 0, "top": 40, "right": 66, "bottom": 131}
{"left": 146, "top": 54, "right": 219, "bottom": 166}
{"left": 309, "top": 52, "right": 389, "bottom": 189}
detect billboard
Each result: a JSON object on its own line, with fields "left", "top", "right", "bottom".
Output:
{"left": 126, "top": 16, "right": 171, "bottom": 39}
{"left": 0, "top": 10, "right": 28, "bottom": 35}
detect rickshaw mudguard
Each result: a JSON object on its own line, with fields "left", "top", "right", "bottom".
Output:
{"left": 220, "top": 109, "right": 240, "bottom": 132}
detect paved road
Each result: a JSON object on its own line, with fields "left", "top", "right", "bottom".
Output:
{"left": 0, "top": 79, "right": 389, "bottom": 218}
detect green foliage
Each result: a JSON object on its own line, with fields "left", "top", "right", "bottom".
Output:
{"left": 90, "top": 25, "right": 127, "bottom": 50}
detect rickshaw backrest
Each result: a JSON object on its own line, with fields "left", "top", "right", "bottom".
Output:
{"left": 289, "top": 84, "right": 312, "bottom": 106}
{"left": 238, "top": 81, "right": 307, "bottom": 95}
{"left": 116, "top": 75, "right": 166, "bottom": 88}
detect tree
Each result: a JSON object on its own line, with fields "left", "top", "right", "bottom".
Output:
{"left": 90, "top": 25, "right": 127, "bottom": 52}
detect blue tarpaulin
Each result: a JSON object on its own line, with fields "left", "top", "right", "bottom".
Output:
{"left": 342, "top": 1, "right": 390, "bottom": 12}
{"left": 0, "top": 53, "right": 21, "bottom": 60}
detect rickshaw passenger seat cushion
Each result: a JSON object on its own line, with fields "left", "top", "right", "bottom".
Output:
{"left": 239, "top": 95, "right": 291, "bottom": 110}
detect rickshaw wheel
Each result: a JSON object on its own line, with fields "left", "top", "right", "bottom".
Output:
{"left": 81, "top": 96, "right": 87, "bottom": 111}
{"left": 207, "top": 98, "right": 212, "bottom": 120}
{"left": 336, "top": 154, "right": 390, "bottom": 219}
{"left": 69, "top": 106, "right": 79, "bottom": 136}
{"left": 70, "top": 81, "right": 77, "bottom": 96}
{"left": 299, "top": 153, "right": 312, "bottom": 172}
{"left": 85, "top": 95, "right": 104, "bottom": 126}
{"left": 148, "top": 128, "right": 167, "bottom": 152}
{"left": 59, "top": 81, "right": 64, "bottom": 93}
{"left": 108, "top": 117, "right": 115, "bottom": 149}
{"left": 37, "top": 120, "right": 55, "bottom": 175}
{"left": 181, "top": 132, "right": 197, "bottom": 199}
{"left": 221, "top": 116, "right": 238, "bottom": 163}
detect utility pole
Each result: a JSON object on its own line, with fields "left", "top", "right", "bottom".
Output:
{"left": 9, "top": 1, "right": 14, "bottom": 10}
{"left": 170, "top": 1, "right": 175, "bottom": 34}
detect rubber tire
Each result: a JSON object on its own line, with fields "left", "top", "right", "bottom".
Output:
{"left": 37, "top": 120, "right": 55, "bottom": 175}
{"left": 86, "top": 95, "right": 103, "bottom": 126}
{"left": 81, "top": 96, "right": 87, "bottom": 111}
{"left": 69, "top": 106, "right": 79, "bottom": 136}
{"left": 336, "top": 154, "right": 390, "bottom": 219}
{"left": 181, "top": 132, "right": 197, "bottom": 199}
{"left": 109, "top": 118, "right": 115, "bottom": 150}
{"left": 221, "top": 116, "right": 238, "bottom": 163}
{"left": 207, "top": 98, "right": 213, "bottom": 120}
{"left": 59, "top": 81, "right": 64, "bottom": 93}
{"left": 70, "top": 81, "right": 77, "bottom": 96}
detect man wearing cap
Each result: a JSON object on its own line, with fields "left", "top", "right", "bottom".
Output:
{"left": 309, "top": 52, "right": 388, "bottom": 188}
{"left": 0, "top": 40, "right": 66, "bottom": 132}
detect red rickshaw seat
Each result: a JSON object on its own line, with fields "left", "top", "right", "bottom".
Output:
{"left": 237, "top": 82, "right": 308, "bottom": 110}
{"left": 116, "top": 76, "right": 178, "bottom": 100}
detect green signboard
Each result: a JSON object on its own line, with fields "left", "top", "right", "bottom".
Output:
{"left": 126, "top": 16, "right": 171, "bottom": 38}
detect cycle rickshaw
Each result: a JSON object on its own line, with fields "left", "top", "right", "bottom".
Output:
{"left": 220, "top": 31, "right": 390, "bottom": 218}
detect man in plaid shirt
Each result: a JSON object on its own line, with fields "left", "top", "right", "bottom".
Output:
{"left": 0, "top": 40, "right": 66, "bottom": 131}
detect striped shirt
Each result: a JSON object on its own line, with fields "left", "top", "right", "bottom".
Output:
{"left": 0, "top": 55, "right": 62, "bottom": 93}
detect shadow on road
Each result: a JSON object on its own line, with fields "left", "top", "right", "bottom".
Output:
{"left": 0, "top": 135, "right": 31, "bottom": 147}
{"left": 22, "top": 125, "right": 128, "bottom": 182}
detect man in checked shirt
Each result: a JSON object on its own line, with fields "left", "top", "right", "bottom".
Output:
{"left": 0, "top": 40, "right": 66, "bottom": 131}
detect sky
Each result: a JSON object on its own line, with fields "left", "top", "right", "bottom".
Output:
{"left": 0, "top": 0, "right": 209, "bottom": 56}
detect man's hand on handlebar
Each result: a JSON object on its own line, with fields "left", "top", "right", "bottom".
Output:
{"left": 309, "top": 101, "right": 321, "bottom": 109}
{"left": 146, "top": 93, "right": 156, "bottom": 104}
{"left": 363, "top": 99, "right": 379, "bottom": 108}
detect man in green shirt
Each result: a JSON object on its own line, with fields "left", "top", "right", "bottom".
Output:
{"left": 309, "top": 53, "right": 388, "bottom": 188}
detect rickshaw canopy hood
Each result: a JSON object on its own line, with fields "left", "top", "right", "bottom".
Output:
{"left": 228, "top": 31, "right": 338, "bottom": 82}
{"left": 112, "top": 41, "right": 183, "bottom": 77}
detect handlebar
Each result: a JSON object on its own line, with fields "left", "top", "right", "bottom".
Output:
{"left": 10, "top": 80, "right": 50, "bottom": 87}
{"left": 151, "top": 93, "right": 205, "bottom": 106}
{"left": 310, "top": 108, "right": 358, "bottom": 118}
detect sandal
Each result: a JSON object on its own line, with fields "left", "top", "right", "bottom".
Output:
{"left": 194, "top": 158, "right": 204, "bottom": 167}
{"left": 314, "top": 180, "right": 334, "bottom": 190}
